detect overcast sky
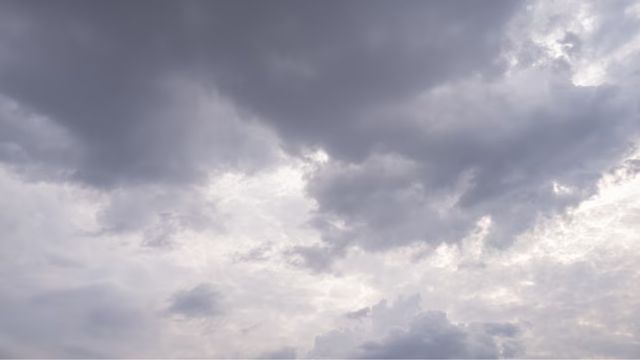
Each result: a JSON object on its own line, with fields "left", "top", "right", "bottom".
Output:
{"left": 1, "top": 0, "right": 640, "bottom": 358}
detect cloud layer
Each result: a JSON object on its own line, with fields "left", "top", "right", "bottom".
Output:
{"left": 1, "top": 0, "right": 640, "bottom": 358}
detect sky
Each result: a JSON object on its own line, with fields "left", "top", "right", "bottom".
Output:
{"left": 1, "top": 0, "right": 640, "bottom": 358}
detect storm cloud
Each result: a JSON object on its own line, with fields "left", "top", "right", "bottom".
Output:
{"left": 1, "top": 0, "right": 640, "bottom": 358}
{"left": 0, "top": 0, "right": 517, "bottom": 186}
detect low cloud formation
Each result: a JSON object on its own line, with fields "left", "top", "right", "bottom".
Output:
{"left": 310, "top": 295, "right": 521, "bottom": 359}
{"left": 303, "top": 69, "right": 639, "bottom": 265}
{"left": 294, "top": 0, "right": 640, "bottom": 266}
{"left": 0, "top": 0, "right": 516, "bottom": 187}
{"left": 1, "top": 0, "right": 640, "bottom": 358}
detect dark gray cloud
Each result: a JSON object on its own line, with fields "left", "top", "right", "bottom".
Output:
{"left": 167, "top": 283, "right": 221, "bottom": 319}
{"left": 0, "top": 95, "right": 80, "bottom": 182}
{"left": 1, "top": 0, "right": 640, "bottom": 358}
{"left": 0, "top": 0, "right": 518, "bottom": 187}
{"left": 1, "top": 0, "right": 596, "bottom": 257}
{"left": 0, "top": 0, "right": 638, "bottom": 260}
{"left": 283, "top": 0, "right": 639, "bottom": 264}
{"left": 0, "top": 1, "right": 279, "bottom": 186}
{"left": 299, "top": 66, "right": 640, "bottom": 269}
{"left": 187, "top": 1, "right": 519, "bottom": 159}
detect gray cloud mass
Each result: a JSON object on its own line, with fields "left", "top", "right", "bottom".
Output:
{"left": 167, "top": 283, "right": 222, "bottom": 319}
{"left": 0, "top": 0, "right": 517, "bottom": 186}
{"left": 310, "top": 295, "right": 522, "bottom": 358}
{"left": 1, "top": 0, "right": 640, "bottom": 358}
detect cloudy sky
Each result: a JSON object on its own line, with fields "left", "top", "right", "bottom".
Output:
{"left": 1, "top": 0, "right": 640, "bottom": 358}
